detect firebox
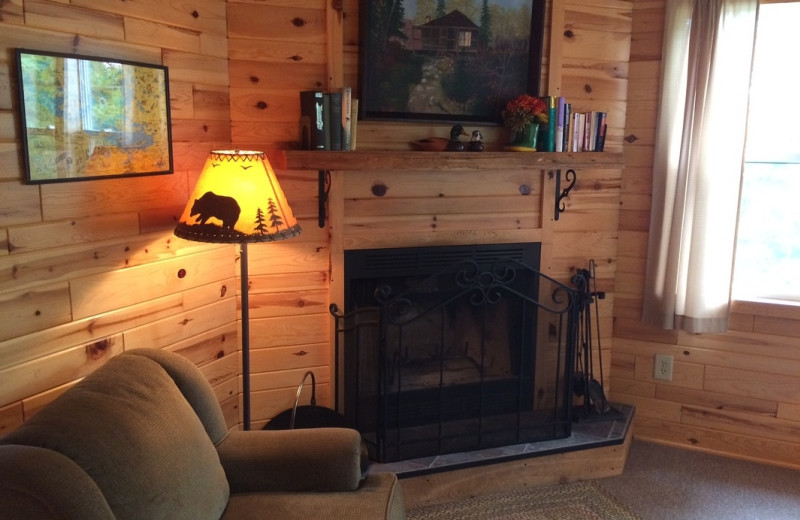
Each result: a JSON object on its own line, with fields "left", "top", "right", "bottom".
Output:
{"left": 333, "top": 243, "right": 579, "bottom": 463}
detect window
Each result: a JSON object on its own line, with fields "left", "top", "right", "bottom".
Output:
{"left": 732, "top": 1, "right": 800, "bottom": 302}
{"left": 457, "top": 30, "right": 472, "bottom": 48}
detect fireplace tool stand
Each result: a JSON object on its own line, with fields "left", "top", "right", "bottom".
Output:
{"left": 572, "top": 260, "right": 622, "bottom": 422}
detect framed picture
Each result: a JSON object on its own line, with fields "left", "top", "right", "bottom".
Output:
{"left": 15, "top": 49, "right": 173, "bottom": 184}
{"left": 359, "top": 0, "right": 546, "bottom": 124}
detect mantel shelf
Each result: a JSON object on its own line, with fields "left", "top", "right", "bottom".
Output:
{"left": 277, "top": 150, "right": 624, "bottom": 171}
{"left": 278, "top": 150, "right": 623, "bottom": 228}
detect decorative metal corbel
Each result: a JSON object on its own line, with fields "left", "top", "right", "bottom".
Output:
{"left": 554, "top": 169, "right": 577, "bottom": 221}
{"left": 318, "top": 170, "right": 331, "bottom": 227}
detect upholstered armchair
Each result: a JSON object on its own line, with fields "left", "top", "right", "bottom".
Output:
{"left": 0, "top": 349, "right": 405, "bottom": 519}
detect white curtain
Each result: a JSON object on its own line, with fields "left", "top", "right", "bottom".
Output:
{"left": 642, "top": 0, "right": 758, "bottom": 333}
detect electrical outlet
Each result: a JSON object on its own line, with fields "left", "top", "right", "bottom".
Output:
{"left": 654, "top": 354, "right": 674, "bottom": 381}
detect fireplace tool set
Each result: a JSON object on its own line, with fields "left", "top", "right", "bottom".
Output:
{"left": 572, "top": 260, "right": 618, "bottom": 421}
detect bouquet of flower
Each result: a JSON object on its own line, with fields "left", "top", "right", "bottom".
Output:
{"left": 501, "top": 94, "right": 547, "bottom": 134}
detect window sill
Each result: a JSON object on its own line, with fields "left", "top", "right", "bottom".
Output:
{"left": 731, "top": 298, "right": 800, "bottom": 320}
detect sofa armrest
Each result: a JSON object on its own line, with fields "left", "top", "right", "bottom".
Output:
{"left": 216, "top": 427, "right": 363, "bottom": 493}
{"left": 0, "top": 445, "right": 115, "bottom": 520}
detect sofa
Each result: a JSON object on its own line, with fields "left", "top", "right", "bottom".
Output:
{"left": 0, "top": 349, "right": 405, "bottom": 519}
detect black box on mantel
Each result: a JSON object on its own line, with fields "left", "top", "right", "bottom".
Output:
{"left": 299, "top": 90, "right": 325, "bottom": 150}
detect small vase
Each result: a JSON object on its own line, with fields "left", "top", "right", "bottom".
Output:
{"left": 508, "top": 123, "right": 539, "bottom": 150}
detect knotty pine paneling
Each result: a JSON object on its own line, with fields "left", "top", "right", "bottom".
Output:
{"left": 611, "top": 0, "right": 800, "bottom": 469}
{"left": 24, "top": 0, "right": 125, "bottom": 40}
{"left": 7, "top": 0, "right": 753, "bottom": 457}
{"left": 0, "top": 0, "right": 238, "bottom": 432}
{"left": 8, "top": 213, "right": 140, "bottom": 254}
{"left": 0, "top": 283, "right": 72, "bottom": 342}
{"left": 226, "top": 0, "right": 343, "bottom": 418}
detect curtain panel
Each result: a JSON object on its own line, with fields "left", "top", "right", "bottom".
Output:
{"left": 642, "top": 0, "right": 758, "bottom": 333}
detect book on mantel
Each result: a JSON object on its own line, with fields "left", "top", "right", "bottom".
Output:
{"left": 299, "top": 90, "right": 325, "bottom": 150}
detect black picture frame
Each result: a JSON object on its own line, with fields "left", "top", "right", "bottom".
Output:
{"left": 358, "top": 0, "right": 546, "bottom": 125}
{"left": 15, "top": 49, "right": 173, "bottom": 184}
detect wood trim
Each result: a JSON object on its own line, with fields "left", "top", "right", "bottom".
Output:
{"left": 401, "top": 424, "right": 633, "bottom": 509}
{"left": 547, "top": 0, "right": 566, "bottom": 95}
{"left": 278, "top": 151, "right": 624, "bottom": 171}
{"left": 326, "top": 1, "right": 344, "bottom": 89}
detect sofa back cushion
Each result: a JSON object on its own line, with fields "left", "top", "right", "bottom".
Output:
{"left": 1, "top": 354, "right": 229, "bottom": 520}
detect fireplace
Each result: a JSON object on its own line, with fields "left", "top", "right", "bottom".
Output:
{"left": 333, "top": 243, "right": 580, "bottom": 463}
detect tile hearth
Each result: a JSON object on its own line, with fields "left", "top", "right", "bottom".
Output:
{"left": 368, "top": 403, "right": 634, "bottom": 479}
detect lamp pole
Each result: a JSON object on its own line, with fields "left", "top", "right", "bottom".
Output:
{"left": 240, "top": 242, "right": 251, "bottom": 430}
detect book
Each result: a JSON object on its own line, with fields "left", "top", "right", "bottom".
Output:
{"left": 594, "top": 112, "right": 607, "bottom": 152}
{"left": 323, "top": 93, "right": 332, "bottom": 150}
{"left": 341, "top": 87, "right": 352, "bottom": 150}
{"left": 563, "top": 102, "right": 571, "bottom": 153}
{"left": 587, "top": 111, "right": 598, "bottom": 151}
{"left": 581, "top": 112, "right": 592, "bottom": 152}
{"left": 547, "top": 96, "right": 557, "bottom": 152}
{"left": 329, "top": 91, "right": 343, "bottom": 151}
{"left": 299, "top": 90, "right": 325, "bottom": 150}
{"left": 350, "top": 99, "right": 359, "bottom": 151}
{"left": 555, "top": 97, "right": 565, "bottom": 152}
{"left": 572, "top": 112, "right": 581, "bottom": 152}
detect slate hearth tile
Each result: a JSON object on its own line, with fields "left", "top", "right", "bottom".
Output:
{"left": 367, "top": 404, "right": 634, "bottom": 477}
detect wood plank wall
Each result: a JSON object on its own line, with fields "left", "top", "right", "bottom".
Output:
{"left": 0, "top": 0, "right": 632, "bottom": 435}
{"left": 612, "top": 0, "right": 800, "bottom": 470}
{"left": 227, "top": 0, "right": 631, "bottom": 428}
{"left": 0, "top": 0, "right": 240, "bottom": 435}
{"left": 226, "top": 0, "right": 339, "bottom": 427}
{"left": 3, "top": 0, "right": 795, "bottom": 473}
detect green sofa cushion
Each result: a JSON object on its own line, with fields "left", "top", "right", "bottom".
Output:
{"left": 1, "top": 354, "right": 229, "bottom": 520}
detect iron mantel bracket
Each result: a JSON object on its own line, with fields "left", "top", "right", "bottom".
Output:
{"left": 554, "top": 168, "right": 577, "bottom": 221}
{"left": 318, "top": 169, "right": 331, "bottom": 227}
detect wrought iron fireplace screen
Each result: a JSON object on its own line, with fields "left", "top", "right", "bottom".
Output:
{"left": 334, "top": 243, "right": 580, "bottom": 463}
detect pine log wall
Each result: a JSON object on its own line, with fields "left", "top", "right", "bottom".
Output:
{"left": 612, "top": 0, "right": 800, "bottom": 470}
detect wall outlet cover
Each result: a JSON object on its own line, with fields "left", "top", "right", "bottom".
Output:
{"left": 654, "top": 354, "right": 674, "bottom": 381}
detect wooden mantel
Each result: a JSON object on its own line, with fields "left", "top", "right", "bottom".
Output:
{"left": 278, "top": 150, "right": 625, "bottom": 228}
{"left": 277, "top": 150, "right": 625, "bottom": 171}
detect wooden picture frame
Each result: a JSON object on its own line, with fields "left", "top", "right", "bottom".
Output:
{"left": 15, "top": 49, "right": 173, "bottom": 184}
{"left": 358, "top": 0, "right": 546, "bottom": 124}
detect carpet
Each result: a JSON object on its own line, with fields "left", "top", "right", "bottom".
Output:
{"left": 407, "top": 481, "right": 642, "bottom": 520}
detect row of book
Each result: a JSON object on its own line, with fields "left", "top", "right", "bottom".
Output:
{"left": 299, "top": 88, "right": 358, "bottom": 151}
{"left": 539, "top": 96, "right": 607, "bottom": 153}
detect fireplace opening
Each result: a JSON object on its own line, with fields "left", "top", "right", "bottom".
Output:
{"left": 334, "top": 243, "right": 578, "bottom": 463}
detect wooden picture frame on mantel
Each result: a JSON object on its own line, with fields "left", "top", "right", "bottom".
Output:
{"left": 359, "top": 0, "right": 546, "bottom": 125}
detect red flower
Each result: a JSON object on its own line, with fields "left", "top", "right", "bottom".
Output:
{"left": 502, "top": 94, "right": 547, "bottom": 133}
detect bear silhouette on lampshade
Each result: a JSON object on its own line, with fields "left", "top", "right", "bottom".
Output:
{"left": 174, "top": 150, "right": 302, "bottom": 243}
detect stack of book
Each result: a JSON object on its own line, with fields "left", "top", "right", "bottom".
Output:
{"left": 538, "top": 96, "right": 608, "bottom": 153}
{"left": 299, "top": 87, "right": 358, "bottom": 151}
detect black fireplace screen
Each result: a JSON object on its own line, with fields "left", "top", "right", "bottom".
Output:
{"left": 333, "top": 243, "right": 580, "bottom": 462}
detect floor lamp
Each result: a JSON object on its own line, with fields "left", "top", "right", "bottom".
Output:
{"left": 174, "top": 150, "right": 302, "bottom": 430}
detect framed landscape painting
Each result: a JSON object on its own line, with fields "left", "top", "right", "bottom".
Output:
{"left": 359, "top": 0, "right": 546, "bottom": 124}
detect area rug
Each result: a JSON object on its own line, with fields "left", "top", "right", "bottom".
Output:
{"left": 407, "top": 480, "right": 642, "bottom": 520}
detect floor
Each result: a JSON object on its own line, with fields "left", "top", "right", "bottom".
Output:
{"left": 599, "top": 439, "right": 800, "bottom": 519}
{"left": 368, "top": 402, "right": 634, "bottom": 478}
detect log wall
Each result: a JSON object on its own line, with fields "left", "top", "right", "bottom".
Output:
{"left": 612, "top": 0, "right": 800, "bottom": 470}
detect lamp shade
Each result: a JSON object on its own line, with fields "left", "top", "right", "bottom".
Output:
{"left": 174, "top": 150, "right": 302, "bottom": 243}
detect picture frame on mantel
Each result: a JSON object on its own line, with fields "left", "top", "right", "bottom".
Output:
{"left": 358, "top": 0, "right": 546, "bottom": 125}
{"left": 15, "top": 49, "right": 173, "bottom": 184}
